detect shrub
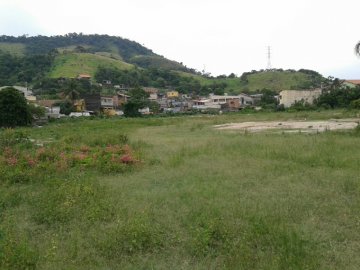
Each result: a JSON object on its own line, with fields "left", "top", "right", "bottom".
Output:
{"left": 0, "top": 87, "right": 32, "bottom": 127}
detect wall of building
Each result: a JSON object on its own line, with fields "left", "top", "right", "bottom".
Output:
{"left": 279, "top": 89, "right": 322, "bottom": 108}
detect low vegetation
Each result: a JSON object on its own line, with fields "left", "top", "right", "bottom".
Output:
{"left": 1, "top": 110, "right": 360, "bottom": 269}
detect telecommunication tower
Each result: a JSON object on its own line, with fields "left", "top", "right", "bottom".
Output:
{"left": 267, "top": 46, "right": 272, "bottom": 70}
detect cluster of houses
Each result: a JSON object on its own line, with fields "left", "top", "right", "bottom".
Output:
{"left": 2, "top": 76, "right": 360, "bottom": 119}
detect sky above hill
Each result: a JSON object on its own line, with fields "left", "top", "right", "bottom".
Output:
{"left": 1, "top": 0, "right": 359, "bottom": 78}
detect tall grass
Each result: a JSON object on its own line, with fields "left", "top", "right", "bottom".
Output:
{"left": 1, "top": 110, "right": 360, "bottom": 269}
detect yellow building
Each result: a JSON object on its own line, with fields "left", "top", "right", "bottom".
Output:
{"left": 166, "top": 90, "right": 179, "bottom": 98}
{"left": 74, "top": 99, "right": 86, "bottom": 112}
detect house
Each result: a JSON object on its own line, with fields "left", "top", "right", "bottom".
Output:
{"left": 166, "top": 90, "right": 179, "bottom": 99}
{"left": 343, "top": 80, "right": 360, "bottom": 88}
{"left": 193, "top": 99, "right": 221, "bottom": 110}
{"left": 193, "top": 94, "right": 253, "bottom": 111}
{"left": 209, "top": 94, "right": 253, "bottom": 107}
{"left": 102, "top": 80, "right": 112, "bottom": 85}
{"left": 0, "top": 85, "right": 36, "bottom": 101}
{"left": 138, "top": 107, "right": 151, "bottom": 115}
{"left": 101, "top": 96, "right": 114, "bottom": 109}
{"left": 77, "top": 74, "right": 91, "bottom": 80}
{"left": 117, "top": 92, "right": 130, "bottom": 107}
{"left": 36, "top": 99, "right": 62, "bottom": 119}
{"left": 114, "top": 84, "right": 130, "bottom": 91}
{"left": 74, "top": 99, "right": 86, "bottom": 112}
{"left": 279, "top": 89, "right": 322, "bottom": 108}
{"left": 83, "top": 94, "right": 101, "bottom": 112}
{"left": 143, "top": 87, "right": 159, "bottom": 94}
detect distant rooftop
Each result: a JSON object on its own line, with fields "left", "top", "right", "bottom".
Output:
{"left": 345, "top": 80, "right": 360, "bottom": 85}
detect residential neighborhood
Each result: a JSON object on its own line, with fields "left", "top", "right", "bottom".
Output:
{"left": 3, "top": 74, "right": 360, "bottom": 122}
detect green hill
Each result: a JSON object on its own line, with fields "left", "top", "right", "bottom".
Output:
{"left": 48, "top": 53, "right": 133, "bottom": 78}
{"left": 0, "top": 34, "right": 325, "bottom": 93}
{"left": 178, "top": 69, "right": 323, "bottom": 94}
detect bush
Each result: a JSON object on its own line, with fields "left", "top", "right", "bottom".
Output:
{"left": 0, "top": 87, "right": 32, "bottom": 127}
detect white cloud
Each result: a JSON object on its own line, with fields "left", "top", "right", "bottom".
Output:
{"left": 0, "top": 0, "right": 359, "bottom": 78}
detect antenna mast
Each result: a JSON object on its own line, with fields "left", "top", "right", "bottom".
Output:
{"left": 267, "top": 46, "right": 272, "bottom": 70}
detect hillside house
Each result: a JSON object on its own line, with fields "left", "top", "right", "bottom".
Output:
{"left": 344, "top": 80, "right": 360, "bottom": 88}
{"left": 77, "top": 74, "right": 91, "bottom": 80}
{"left": 83, "top": 94, "right": 101, "bottom": 112}
{"left": 166, "top": 90, "right": 179, "bottom": 99}
{"left": 279, "top": 89, "right": 322, "bottom": 108}
{"left": 36, "top": 99, "right": 62, "bottom": 118}
{"left": 101, "top": 96, "right": 115, "bottom": 109}
{"left": 74, "top": 99, "right": 86, "bottom": 112}
{"left": 117, "top": 92, "right": 130, "bottom": 107}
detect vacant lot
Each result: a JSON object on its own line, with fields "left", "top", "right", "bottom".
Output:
{"left": 1, "top": 110, "right": 360, "bottom": 269}
{"left": 214, "top": 118, "right": 360, "bottom": 133}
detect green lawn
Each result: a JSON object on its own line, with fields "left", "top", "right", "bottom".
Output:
{"left": 1, "top": 110, "right": 360, "bottom": 269}
{"left": 48, "top": 52, "right": 133, "bottom": 79}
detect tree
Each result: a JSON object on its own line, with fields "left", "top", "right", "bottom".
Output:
{"left": 63, "top": 80, "right": 80, "bottom": 102}
{"left": 355, "top": 41, "right": 360, "bottom": 56}
{"left": 124, "top": 87, "right": 149, "bottom": 117}
{"left": 0, "top": 87, "right": 32, "bottom": 127}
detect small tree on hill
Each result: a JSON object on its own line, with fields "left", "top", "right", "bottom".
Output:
{"left": 0, "top": 87, "right": 32, "bottom": 127}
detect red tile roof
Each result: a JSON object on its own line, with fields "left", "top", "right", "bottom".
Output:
{"left": 345, "top": 80, "right": 360, "bottom": 85}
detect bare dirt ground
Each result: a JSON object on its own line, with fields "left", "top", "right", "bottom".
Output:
{"left": 214, "top": 118, "right": 360, "bottom": 133}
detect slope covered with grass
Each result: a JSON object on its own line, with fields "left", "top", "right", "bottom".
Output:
{"left": 177, "top": 70, "right": 323, "bottom": 93}
{"left": 0, "top": 42, "right": 26, "bottom": 56}
{"left": 48, "top": 53, "right": 134, "bottom": 78}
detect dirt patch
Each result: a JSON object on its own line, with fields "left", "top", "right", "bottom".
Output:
{"left": 214, "top": 119, "right": 360, "bottom": 133}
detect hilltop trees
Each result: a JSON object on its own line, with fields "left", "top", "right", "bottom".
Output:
{"left": 0, "top": 87, "right": 32, "bottom": 127}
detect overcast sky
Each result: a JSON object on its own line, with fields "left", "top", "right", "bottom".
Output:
{"left": 0, "top": 0, "right": 359, "bottom": 78}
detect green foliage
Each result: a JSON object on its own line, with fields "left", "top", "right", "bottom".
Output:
{"left": 0, "top": 51, "right": 54, "bottom": 85}
{"left": 1, "top": 107, "right": 360, "bottom": 268}
{"left": 95, "top": 66, "right": 202, "bottom": 94}
{"left": 0, "top": 227, "right": 39, "bottom": 270}
{"left": 0, "top": 129, "right": 30, "bottom": 150}
{"left": 59, "top": 101, "right": 74, "bottom": 115}
{"left": 0, "top": 87, "right": 32, "bottom": 127}
{"left": 124, "top": 101, "right": 143, "bottom": 117}
{"left": 316, "top": 86, "right": 360, "bottom": 108}
{"left": 32, "top": 180, "right": 115, "bottom": 226}
{"left": 28, "top": 103, "right": 46, "bottom": 119}
{"left": 350, "top": 98, "right": 360, "bottom": 109}
{"left": 97, "top": 217, "right": 164, "bottom": 258}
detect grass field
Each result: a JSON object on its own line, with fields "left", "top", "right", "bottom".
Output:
{"left": 48, "top": 52, "right": 133, "bottom": 78}
{"left": 0, "top": 42, "right": 26, "bottom": 56}
{"left": 177, "top": 70, "right": 314, "bottom": 94}
{"left": 1, "top": 110, "right": 360, "bottom": 269}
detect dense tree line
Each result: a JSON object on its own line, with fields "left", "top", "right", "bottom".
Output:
{"left": 95, "top": 66, "right": 231, "bottom": 95}
{"left": 316, "top": 86, "right": 360, "bottom": 108}
{"left": 0, "top": 33, "right": 154, "bottom": 60}
{"left": 95, "top": 66, "right": 207, "bottom": 94}
{"left": 0, "top": 51, "right": 54, "bottom": 86}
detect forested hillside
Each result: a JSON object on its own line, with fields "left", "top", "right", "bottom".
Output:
{"left": 0, "top": 34, "right": 327, "bottom": 95}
